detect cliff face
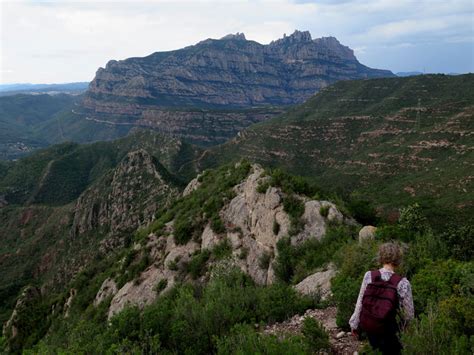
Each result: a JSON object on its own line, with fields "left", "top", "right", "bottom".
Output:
{"left": 71, "top": 149, "right": 179, "bottom": 247}
{"left": 85, "top": 31, "right": 393, "bottom": 109}
{"left": 80, "top": 31, "right": 393, "bottom": 145}
{"left": 104, "top": 164, "right": 353, "bottom": 318}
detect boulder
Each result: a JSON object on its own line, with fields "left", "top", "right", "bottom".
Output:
{"left": 294, "top": 264, "right": 337, "bottom": 300}
{"left": 94, "top": 278, "right": 118, "bottom": 306}
{"left": 358, "top": 225, "right": 377, "bottom": 243}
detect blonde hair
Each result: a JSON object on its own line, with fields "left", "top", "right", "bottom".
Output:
{"left": 377, "top": 242, "right": 403, "bottom": 267}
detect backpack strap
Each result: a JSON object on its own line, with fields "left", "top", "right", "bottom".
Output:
{"left": 370, "top": 270, "right": 381, "bottom": 282}
{"left": 388, "top": 273, "right": 403, "bottom": 287}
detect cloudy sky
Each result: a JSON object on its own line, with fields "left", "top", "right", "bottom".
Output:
{"left": 1, "top": 0, "right": 473, "bottom": 84}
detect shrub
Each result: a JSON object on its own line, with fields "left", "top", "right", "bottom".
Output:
{"left": 274, "top": 226, "right": 354, "bottom": 284}
{"left": 301, "top": 317, "right": 330, "bottom": 351}
{"left": 283, "top": 195, "right": 305, "bottom": 232}
{"left": 411, "top": 260, "right": 473, "bottom": 314}
{"left": 401, "top": 305, "right": 473, "bottom": 355}
{"left": 154, "top": 279, "right": 168, "bottom": 294}
{"left": 319, "top": 205, "right": 330, "bottom": 218}
{"left": 212, "top": 238, "right": 233, "bottom": 260}
{"left": 238, "top": 247, "right": 249, "bottom": 260}
{"left": 187, "top": 250, "right": 211, "bottom": 279}
{"left": 442, "top": 225, "right": 474, "bottom": 262}
{"left": 216, "top": 324, "right": 309, "bottom": 355}
{"left": 258, "top": 251, "right": 272, "bottom": 270}
{"left": 398, "top": 203, "right": 428, "bottom": 235}
{"left": 347, "top": 198, "right": 379, "bottom": 226}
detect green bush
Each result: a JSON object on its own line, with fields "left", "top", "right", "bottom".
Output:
{"left": 258, "top": 251, "right": 272, "bottom": 270}
{"left": 283, "top": 195, "right": 305, "bottom": 234}
{"left": 216, "top": 324, "right": 309, "bottom": 355}
{"left": 411, "top": 260, "right": 473, "bottom": 314}
{"left": 187, "top": 250, "right": 211, "bottom": 279}
{"left": 442, "top": 225, "right": 474, "bottom": 262}
{"left": 154, "top": 279, "right": 168, "bottom": 294}
{"left": 347, "top": 198, "right": 379, "bottom": 226}
{"left": 319, "top": 205, "right": 330, "bottom": 218}
{"left": 401, "top": 305, "right": 473, "bottom": 355}
{"left": 301, "top": 317, "right": 330, "bottom": 351}
{"left": 274, "top": 226, "right": 354, "bottom": 284}
{"left": 398, "top": 203, "right": 429, "bottom": 235}
{"left": 212, "top": 238, "right": 233, "bottom": 260}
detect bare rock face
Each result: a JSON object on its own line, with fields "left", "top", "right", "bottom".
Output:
{"left": 108, "top": 267, "right": 173, "bottom": 319}
{"left": 219, "top": 164, "right": 347, "bottom": 285}
{"left": 63, "top": 288, "right": 77, "bottom": 318}
{"left": 71, "top": 149, "right": 179, "bottom": 247}
{"left": 358, "top": 225, "right": 378, "bottom": 243}
{"left": 81, "top": 31, "right": 393, "bottom": 146}
{"left": 294, "top": 263, "right": 337, "bottom": 300}
{"left": 107, "top": 164, "right": 351, "bottom": 317}
{"left": 183, "top": 176, "right": 202, "bottom": 196}
{"left": 3, "top": 286, "right": 41, "bottom": 347}
{"left": 108, "top": 235, "right": 199, "bottom": 319}
{"left": 94, "top": 278, "right": 118, "bottom": 306}
{"left": 85, "top": 30, "right": 392, "bottom": 111}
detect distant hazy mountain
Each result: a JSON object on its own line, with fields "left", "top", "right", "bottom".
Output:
{"left": 396, "top": 71, "right": 424, "bottom": 77}
{"left": 0, "top": 82, "right": 89, "bottom": 96}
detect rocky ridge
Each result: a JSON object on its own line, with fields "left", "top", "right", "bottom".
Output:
{"left": 100, "top": 164, "right": 353, "bottom": 318}
{"left": 71, "top": 149, "right": 179, "bottom": 247}
{"left": 80, "top": 30, "right": 393, "bottom": 146}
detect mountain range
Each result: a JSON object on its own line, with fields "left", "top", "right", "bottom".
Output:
{"left": 0, "top": 30, "right": 472, "bottom": 354}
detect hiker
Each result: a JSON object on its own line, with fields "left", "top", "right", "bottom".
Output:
{"left": 349, "top": 242, "right": 414, "bottom": 355}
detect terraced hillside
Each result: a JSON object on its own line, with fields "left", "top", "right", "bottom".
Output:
{"left": 202, "top": 74, "right": 474, "bottom": 223}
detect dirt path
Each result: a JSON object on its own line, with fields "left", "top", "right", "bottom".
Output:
{"left": 263, "top": 307, "right": 362, "bottom": 354}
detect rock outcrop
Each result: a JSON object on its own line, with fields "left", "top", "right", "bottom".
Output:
{"left": 71, "top": 149, "right": 179, "bottom": 246}
{"left": 294, "top": 264, "right": 337, "bottom": 300}
{"left": 85, "top": 30, "right": 393, "bottom": 111}
{"left": 3, "top": 286, "right": 41, "bottom": 349}
{"left": 358, "top": 225, "right": 378, "bottom": 243}
{"left": 105, "top": 164, "right": 353, "bottom": 318}
{"left": 80, "top": 30, "right": 393, "bottom": 146}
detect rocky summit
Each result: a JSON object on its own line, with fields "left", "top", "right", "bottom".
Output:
{"left": 78, "top": 31, "right": 394, "bottom": 146}
{"left": 84, "top": 30, "right": 393, "bottom": 110}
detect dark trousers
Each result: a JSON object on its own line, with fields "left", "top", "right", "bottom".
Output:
{"left": 367, "top": 332, "right": 402, "bottom": 355}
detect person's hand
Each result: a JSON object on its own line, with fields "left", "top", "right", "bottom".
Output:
{"left": 351, "top": 329, "right": 358, "bottom": 338}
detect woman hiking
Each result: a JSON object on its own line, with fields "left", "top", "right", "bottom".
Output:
{"left": 349, "top": 242, "right": 414, "bottom": 355}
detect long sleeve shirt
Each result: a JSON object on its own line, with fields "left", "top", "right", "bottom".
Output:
{"left": 349, "top": 267, "right": 414, "bottom": 330}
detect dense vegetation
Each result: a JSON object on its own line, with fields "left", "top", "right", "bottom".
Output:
{"left": 0, "top": 131, "right": 201, "bottom": 329}
{"left": 202, "top": 74, "right": 474, "bottom": 228}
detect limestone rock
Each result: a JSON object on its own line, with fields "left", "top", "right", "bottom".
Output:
{"left": 3, "top": 286, "right": 41, "bottom": 345}
{"left": 63, "top": 288, "right": 77, "bottom": 318}
{"left": 183, "top": 176, "right": 202, "bottom": 196}
{"left": 358, "top": 225, "right": 378, "bottom": 243}
{"left": 71, "top": 149, "right": 179, "bottom": 246}
{"left": 94, "top": 278, "right": 118, "bottom": 306}
{"left": 294, "top": 264, "right": 337, "bottom": 300}
{"left": 82, "top": 31, "right": 393, "bottom": 146}
{"left": 108, "top": 266, "right": 174, "bottom": 319}
{"left": 201, "top": 224, "right": 220, "bottom": 250}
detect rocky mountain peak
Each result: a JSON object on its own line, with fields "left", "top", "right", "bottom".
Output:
{"left": 220, "top": 32, "right": 246, "bottom": 41}
{"left": 271, "top": 30, "right": 313, "bottom": 45}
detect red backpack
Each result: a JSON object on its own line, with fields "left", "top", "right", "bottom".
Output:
{"left": 359, "top": 270, "right": 402, "bottom": 334}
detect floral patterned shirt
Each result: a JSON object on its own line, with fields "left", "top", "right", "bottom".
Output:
{"left": 349, "top": 267, "right": 415, "bottom": 330}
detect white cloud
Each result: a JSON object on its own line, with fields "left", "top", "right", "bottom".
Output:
{"left": 1, "top": 0, "right": 473, "bottom": 83}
